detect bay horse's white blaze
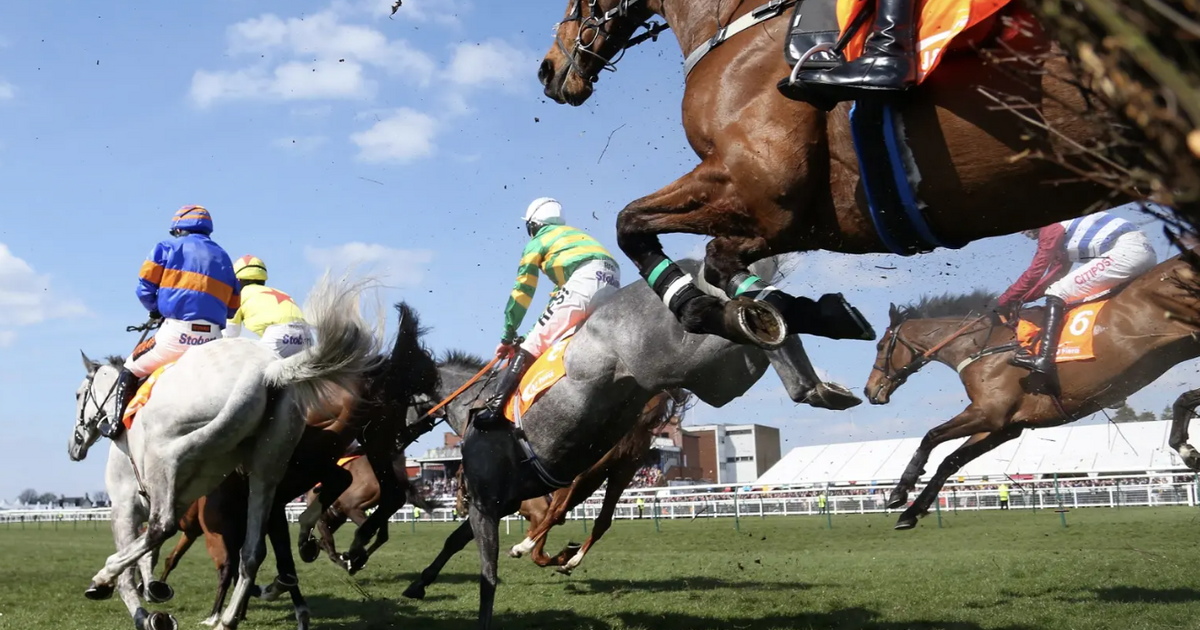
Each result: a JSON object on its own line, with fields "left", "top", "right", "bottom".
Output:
{"left": 73, "top": 273, "right": 382, "bottom": 630}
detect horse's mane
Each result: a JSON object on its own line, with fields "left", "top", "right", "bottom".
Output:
{"left": 895, "top": 289, "right": 997, "bottom": 324}
{"left": 439, "top": 349, "right": 487, "bottom": 371}
{"left": 105, "top": 356, "right": 124, "bottom": 368}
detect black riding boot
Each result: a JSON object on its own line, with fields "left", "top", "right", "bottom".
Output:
{"left": 1010, "top": 296, "right": 1066, "bottom": 395}
{"left": 784, "top": 293, "right": 876, "bottom": 341}
{"left": 473, "top": 350, "right": 534, "bottom": 429}
{"left": 791, "top": 0, "right": 918, "bottom": 104}
{"left": 100, "top": 368, "right": 139, "bottom": 439}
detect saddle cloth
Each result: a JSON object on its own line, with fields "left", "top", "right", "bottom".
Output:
{"left": 121, "top": 362, "right": 176, "bottom": 430}
{"left": 837, "top": 0, "right": 1012, "bottom": 83}
{"left": 504, "top": 336, "right": 574, "bottom": 422}
{"left": 1016, "top": 300, "right": 1109, "bottom": 363}
{"left": 336, "top": 455, "right": 362, "bottom": 468}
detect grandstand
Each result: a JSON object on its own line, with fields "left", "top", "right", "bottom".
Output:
{"left": 757, "top": 419, "right": 1190, "bottom": 485}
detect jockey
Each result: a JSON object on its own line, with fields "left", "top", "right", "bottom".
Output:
{"left": 101, "top": 206, "right": 239, "bottom": 438}
{"left": 224, "top": 255, "right": 313, "bottom": 358}
{"left": 997, "top": 210, "right": 1157, "bottom": 394}
{"left": 789, "top": 0, "right": 916, "bottom": 103}
{"left": 473, "top": 197, "right": 621, "bottom": 426}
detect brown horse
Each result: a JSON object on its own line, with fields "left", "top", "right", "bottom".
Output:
{"left": 303, "top": 452, "right": 438, "bottom": 572}
{"left": 864, "top": 255, "right": 1200, "bottom": 529}
{"left": 401, "top": 390, "right": 684, "bottom": 600}
{"left": 508, "top": 391, "right": 681, "bottom": 574}
{"left": 539, "top": 0, "right": 1117, "bottom": 353}
{"left": 155, "top": 303, "right": 440, "bottom": 627}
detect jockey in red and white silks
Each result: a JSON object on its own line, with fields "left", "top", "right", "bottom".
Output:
{"left": 998, "top": 209, "right": 1157, "bottom": 394}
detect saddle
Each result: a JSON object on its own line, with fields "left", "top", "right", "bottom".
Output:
{"left": 781, "top": 0, "right": 1039, "bottom": 256}
{"left": 121, "top": 363, "right": 174, "bottom": 430}
{"left": 504, "top": 336, "right": 574, "bottom": 423}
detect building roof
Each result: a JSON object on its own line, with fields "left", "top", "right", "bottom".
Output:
{"left": 757, "top": 420, "right": 1190, "bottom": 485}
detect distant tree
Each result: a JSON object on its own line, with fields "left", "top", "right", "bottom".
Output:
{"left": 17, "top": 489, "right": 38, "bottom": 504}
{"left": 37, "top": 492, "right": 58, "bottom": 504}
{"left": 1162, "top": 405, "right": 1175, "bottom": 422}
{"left": 1137, "top": 411, "right": 1157, "bottom": 423}
{"left": 92, "top": 490, "right": 110, "bottom": 505}
{"left": 1112, "top": 405, "right": 1138, "bottom": 423}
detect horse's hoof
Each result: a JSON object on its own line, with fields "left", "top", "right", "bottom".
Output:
{"left": 555, "top": 565, "right": 574, "bottom": 576}
{"left": 295, "top": 606, "right": 311, "bottom": 630}
{"left": 147, "top": 611, "right": 179, "bottom": 630}
{"left": 298, "top": 537, "right": 320, "bottom": 564}
{"left": 261, "top": 582, "right": 284, "bottom": 603}
{"left": 886, "top": 488, "right": 909, "bottom": 510}
{"left": 894, "top": 515, "right": 918, "bottom": 530}
{"left": 145, "top": 581, "right": 175, "bottom": 603}
{"left": 200, "top": 614, "right": 219, "bottom": 627}
{"left": 85, "top": 581, "right": 114, "bottom": 601}
{"left": 1180, "top": 444, "right": 1200, "bottom": 471}
{"left": 248, "top": 584, "right": 262, "bottom": 599}
{"left": 803, "top": 382, "right": 862, "bottom": 411}
{"left": 508, "top": 546, "right": 524, "bottom": 559}
{"left": 402, "top": 582, "right": 427, "bottom": 600}
{"left": 339, "top": 550, "right": 366, "bottom": 574}
{"left": 723, "top": 298, "right": 787, "bottom": 349}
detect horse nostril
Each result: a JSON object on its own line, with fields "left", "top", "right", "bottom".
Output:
{"left": 538, "top": 59, "right": 554, "bottom": 87}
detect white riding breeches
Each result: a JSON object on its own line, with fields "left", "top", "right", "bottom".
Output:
{"left": 1046, "top": 231, "right": 1158, "bottom": 304}
{"left": 124, "top": 318, "right": 222, "bottom": 378}
{"left": 521, "top": 259, "right": 621, "bottom": 358}
{"left": 260, "top": 321, "right": 314, "bottom": 358}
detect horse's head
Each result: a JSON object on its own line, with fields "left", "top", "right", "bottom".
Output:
{"left": 864, "top": 304, "right": 918, "bottom": 405}
{"left": 540, "top": 0, "right": 654, "bottom": 105}
{"left": 70, "top": 352, "right": 121, "bottom": 462}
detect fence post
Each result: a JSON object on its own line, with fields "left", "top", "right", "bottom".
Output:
{"left": 935, "top": 493, "right": 943, "bottom": 528}
{"left": 1054, "top": 473, "right": 1067, "bottom": 529}
{"left": 734, "top": 487, "right": 741, "bottom": 532}
{"left": 654, "top": 497, "right": 661, "bottom": 533}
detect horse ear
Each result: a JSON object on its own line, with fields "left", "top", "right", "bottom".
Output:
{"left": 888, "top": 303, "right": 898, "bottom": 325}
{"left": 81, "top": 351, "right": 98, "bottom": 376}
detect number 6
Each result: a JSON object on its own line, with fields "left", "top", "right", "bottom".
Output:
{"left": 1069, "top": 309, "right": 1095, "bottom": 336}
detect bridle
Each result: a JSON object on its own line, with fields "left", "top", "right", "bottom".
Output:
{"left": 871, "top": 316, "right": 988, "bottom": 401}
{"left": 554, "top": 0, "right": 668, "bottom": 82}
{"left": 74, "top": 367, "right": 118, "bottom": 447}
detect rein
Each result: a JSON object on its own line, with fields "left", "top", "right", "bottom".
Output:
{"left": 413, "top": 357, "right": 500, "bottom": 425}
{"left": 872, "top": 316, "right": 989, "bottom": 399}
{"left": 555, "top": 0, "right": 667, "bottom": 82}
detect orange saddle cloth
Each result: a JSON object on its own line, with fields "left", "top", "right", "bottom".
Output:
{"left": 505, "top": 336, "right": 574, "bottom": 422}
{"left": 122, "top": 362, "right": 175, "bottom": 430}
{"left": 1016, "top": 300, "right": 1109, "bottom": 363}
{"left": 836, "top": 0, "right": 1014, "bottom": 83}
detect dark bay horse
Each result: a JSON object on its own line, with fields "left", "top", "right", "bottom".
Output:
{"left": 402, "top": 390, "right": 684, "bottom": 600}
{"left": 539, "top": 0, "right": 1117, "bottom": 351}
{"left": 864, "top": 255, "right": 1200, "bottom": 529}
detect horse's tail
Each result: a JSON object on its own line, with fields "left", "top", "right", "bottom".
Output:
{"left": 263, "top": 271, "right": 384, "bottom": 415}
{"left": 407, "top": 485, "right": 442, "bottom": 514}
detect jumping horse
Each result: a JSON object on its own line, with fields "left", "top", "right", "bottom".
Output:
{"left": 402, "top": 389, "right": 685, "bottom": 600}
{"left": 539, "top": 0, "right": 1118, "bottom": 363}
{"left": 864, "top": 255, "right": 1200, "bottom": 528}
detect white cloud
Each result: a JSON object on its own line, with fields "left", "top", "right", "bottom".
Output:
{"left": 0, "top": 331, "right": 14, "bottom": 347}
{"left": 447, "top": 39, "right": 536, "bottom": 91}
{"left": 191, "top": 8, "right": 434, "bottom": 108}
{"left": 350, "top": 108, "right": 438, "bottom": 163}
{"left": 0, "top": 81, "right": 14, "bottom": 100}
{"left": 273, "top": 135, "right": 328, "bottom": 152}
{"left": 0, "top": 244, "right": 88, "bottom": 341}
{"left": 305, "top": 242, "right": 434, "bottom": 286}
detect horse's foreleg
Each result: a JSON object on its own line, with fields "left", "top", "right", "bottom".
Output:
{"left": 470, "top": 503, "right": 502, "bottom": 630}
{"left": 897, "top": 425, "right": 1024, "bottom": 530}
{"left": 889, "top": 407, "right": 993, "bottom": 509}
{"left": 1170, "top": 388, "right": 1200, "bottom": 470}
{"left": 363, "top": 518, "right": 390, "bottom": 559}
{"left": 343, "top": 450, "right": 402, "bottom": 573}
{"left": 558, "top": 458, "right": 640, "bottom": 576}
{"left": 513, "top": 488, "right": 574, "bottom": 560}
{"left": 616, "top": 164, "right": 757, "bottom": 344}
{"left": 298, "top": 463, "right": 350, "bottom": 564}
{"left": 402, "top": 519, "right": 476, "bottom": 600}
{"left": 261, "top": 505, "right": 310, "bottom": 630}
{"left": 317, "top": 509, "right": 349, "bottom": 564}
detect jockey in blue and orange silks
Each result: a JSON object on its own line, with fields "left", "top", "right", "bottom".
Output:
{"left": 100, "top": 205, "right": 240, "bottom": 439}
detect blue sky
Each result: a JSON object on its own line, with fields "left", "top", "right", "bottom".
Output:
{"left": 0, "top": 0, "right": 1193, "bottom": 500}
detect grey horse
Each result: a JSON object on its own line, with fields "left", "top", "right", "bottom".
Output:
{"left": 403, "top": 260, "right": 861, "bottom": 628}
{"left": 71, "top": 273, "right": 382, "bottom": 630}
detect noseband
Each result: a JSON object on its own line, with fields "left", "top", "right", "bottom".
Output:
{"left": 871, "top": 316, "right": 988, "bottom": 401}
{"left": 75, "top": 370, "right": 118, "bottom": 446}
{"left": 554, "top": 0, "right": 668, "bottom": 82}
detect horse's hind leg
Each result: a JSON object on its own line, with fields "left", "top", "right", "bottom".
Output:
{"left": 470, "top": 502, "right": 503, "bottom": 630}
{"left": 261, "top": 503, "right": 310, "bottom": 630}
{"left": 1169, "top": 388, "right": 1200, "bottom": 470}
{"left": 403, "top": 519, "right": 475, "bottom": 600}
{"left": 897, "top": 425, "right": 1024, "bottom": 530}
{"left": 298, "top": 462, "right": 350, "bottom": 564}
{"left": 317, "top": 510, "right": 348, "bottom": 564}
{"left": 217, "top": 404, "right": 304, "bottom": 630}
{"left": 559, "top": 457, "right": 640, "bottom": 575}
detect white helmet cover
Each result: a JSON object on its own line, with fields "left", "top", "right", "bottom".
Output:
{"left": 523, "top": 197, "right": 564, "bottom": 226}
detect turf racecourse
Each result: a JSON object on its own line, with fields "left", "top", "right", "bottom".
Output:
{"left": 2, "top": 507, "right": 1198, "bottom": 630}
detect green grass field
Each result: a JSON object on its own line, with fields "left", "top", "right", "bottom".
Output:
{"left": 2, "top": 507, "right": 1198, "bottom": 629}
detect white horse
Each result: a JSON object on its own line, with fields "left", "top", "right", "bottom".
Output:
{"left": 70, "top": 273, "right": 382, "bottom": 630}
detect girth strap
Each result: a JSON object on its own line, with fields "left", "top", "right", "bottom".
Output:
{"left": 684, "top": 0, "right": 798, "bottom": 77}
